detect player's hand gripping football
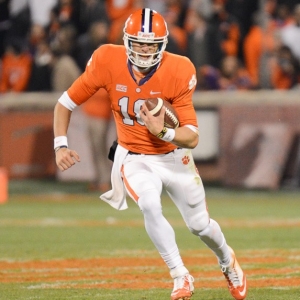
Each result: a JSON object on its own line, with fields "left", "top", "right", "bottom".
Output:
{"left": 140, "top": 102, "right": 166, "bottom": 136}
{"left": 55, "top": 148, "right": 80, "bottom": 171}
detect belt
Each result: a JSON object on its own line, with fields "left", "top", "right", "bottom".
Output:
{"left": 128, "top": 148, "right": 181, "bottom": 155}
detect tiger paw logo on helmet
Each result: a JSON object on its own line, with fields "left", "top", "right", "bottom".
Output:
{"left": 182, "top": 156, "right": 190, "bottom": 165}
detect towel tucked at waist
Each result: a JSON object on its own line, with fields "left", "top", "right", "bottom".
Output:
{"left": 100, "top": 144, "right": 128, "bottom": 210}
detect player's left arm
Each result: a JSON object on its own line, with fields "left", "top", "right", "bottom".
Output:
{"left": 171, "top": 59, "right": 199, "bottom": 149}
{"left": 140, "top": 104, "right": 198, "bottom": 149}
{"left": 172, "top": 124, "right": 199, "bottom": 149}
{"left": 141, "top": 56, "right": 199, "bottom": 149}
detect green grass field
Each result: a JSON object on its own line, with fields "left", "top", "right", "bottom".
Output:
{"left": 0, "top": 179, "right": 299, "bottom": 299}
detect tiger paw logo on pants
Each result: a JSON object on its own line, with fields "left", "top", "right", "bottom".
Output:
{"left": 182, "top": 156, "right": 190, "bottom": 165}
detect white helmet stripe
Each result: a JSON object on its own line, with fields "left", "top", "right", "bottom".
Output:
{"left": 143, "top": 8, "right": 151, "bottom": 33}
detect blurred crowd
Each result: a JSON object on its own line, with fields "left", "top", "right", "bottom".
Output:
{"left": 1, "top": 0, "right": 300, "bottom": 93}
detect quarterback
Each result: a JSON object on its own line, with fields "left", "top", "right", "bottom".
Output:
{"left": 53, "top": 8, "right": 247, "bottom": 300}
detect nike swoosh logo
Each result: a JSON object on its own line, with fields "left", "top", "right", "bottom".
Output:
{"left": 150, "top": 91, "right": 161, "bottom": 95}
{"left": 238, "top": 276, "right": 247, "bottom": 297}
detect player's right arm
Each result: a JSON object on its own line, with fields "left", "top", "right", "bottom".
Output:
{"left": 53, "top": 101, "right": 80, "bottom": 171}
{"left": 53, "top": 45, "right": 115, "bottom": 170}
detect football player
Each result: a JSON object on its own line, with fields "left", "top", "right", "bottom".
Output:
{"left": 53, "top": 8, "right": 247, "bottom": 300}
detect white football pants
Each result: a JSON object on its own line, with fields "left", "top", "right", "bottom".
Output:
{"left": 122, "top": 148, "right": 230, "bottom": 272}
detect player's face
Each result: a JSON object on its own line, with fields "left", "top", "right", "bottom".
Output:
{"left": 131, "top": 42, "right": 159, "bottom": 63}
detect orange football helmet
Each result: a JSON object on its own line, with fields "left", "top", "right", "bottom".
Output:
{"left": 123, "top": 8, "right": 169, "bottom": 68}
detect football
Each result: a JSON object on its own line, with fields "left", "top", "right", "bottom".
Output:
{"left": 144, "top": 98, "right": 179, "bottom": 129}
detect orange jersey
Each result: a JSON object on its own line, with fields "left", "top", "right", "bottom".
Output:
{"left": 81, "top": 88, "right": 112, "bottom": 120}
{"left": 67, "top": 44, "right": 198, "bottom": 154}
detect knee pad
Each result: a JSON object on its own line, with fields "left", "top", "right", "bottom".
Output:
{"left": 198, "top": 219, "right": 222, "bottom": 242}
{"left": 186, "top": 206, "right": 210, "bottom": 235}
{"left": 138, "top": 190, "right": 162, "bottom": 217}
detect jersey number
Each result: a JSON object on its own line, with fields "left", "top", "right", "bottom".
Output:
{"left": 119, "top": 96, "right": 145, "bottom": 126}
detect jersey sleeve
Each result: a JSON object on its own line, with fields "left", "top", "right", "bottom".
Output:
{"left": 67, "top": 45, "right": 112, "bottom": 105}
{"left": 166, "top": 55, "right": 198, "bottom": 128}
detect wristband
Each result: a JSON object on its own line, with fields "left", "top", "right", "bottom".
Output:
{"left": 156, "top": 127, "right": 175, "bottom": 142}
{"left": 54, "top": 136, "right": 68, "bottom": 149}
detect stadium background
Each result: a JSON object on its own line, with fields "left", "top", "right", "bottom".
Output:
{"left": 1, "top": 0, "right": 300, "bottom": 191}
{"left": 0, "top": 89, "right": 299, "bottom": 191}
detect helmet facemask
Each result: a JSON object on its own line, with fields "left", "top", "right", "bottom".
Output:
{"left": 124, "top": 34, "right": 167, "bottom": 68}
